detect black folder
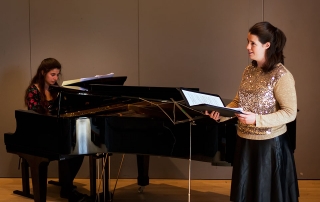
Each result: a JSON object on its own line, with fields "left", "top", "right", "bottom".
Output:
{"left": 179, "top": 88, "right": 244, "bottom": 117}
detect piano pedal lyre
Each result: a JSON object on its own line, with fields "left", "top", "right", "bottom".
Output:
{"left": 93, "top": 153, "right": 125, "bottom": 202}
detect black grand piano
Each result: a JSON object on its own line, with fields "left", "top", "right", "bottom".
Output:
{"left": 4, "top": 76, "right": 296, "bottom": 202}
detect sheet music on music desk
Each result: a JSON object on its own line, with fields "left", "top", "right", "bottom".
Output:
{"left": 62, "top": 73, "right": 114, "bottom": 86}
{"left": 80, "top": 72, "right": 114, "bottom": 82}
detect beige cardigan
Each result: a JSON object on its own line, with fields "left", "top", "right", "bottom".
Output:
{"left": 222, "top": 63, "right": 297, "bottom": 140}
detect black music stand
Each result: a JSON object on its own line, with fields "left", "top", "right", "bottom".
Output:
{"left": 133, "top": 97, "right": 206, "bottom": 202}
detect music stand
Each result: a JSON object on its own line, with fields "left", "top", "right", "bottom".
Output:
{"left": 135, "top": 97, "right": 206, "bottom": 202}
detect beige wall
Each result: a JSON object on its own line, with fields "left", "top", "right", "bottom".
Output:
{"left": 0, "top": 0, "right": 319, "bottom": 180}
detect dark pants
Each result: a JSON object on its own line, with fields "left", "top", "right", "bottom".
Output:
{"left": 59, "top": 155, "right": 84, "bottom": 195}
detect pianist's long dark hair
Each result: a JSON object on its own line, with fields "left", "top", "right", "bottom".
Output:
{"left": 249, "top": 21, "right": 287, "bottom": 72}
{"left": 24, "top": 58, "right": 62, "bottom": 109}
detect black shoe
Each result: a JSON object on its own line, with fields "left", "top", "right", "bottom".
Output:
{"left": 60, "top": 189, "right": 70, "bottom": 199}
{"left": 59, "top": 185, "right": 78, "bottom": 199}
{"left": 68, "top": 189, "right": 93, "bottom": 202}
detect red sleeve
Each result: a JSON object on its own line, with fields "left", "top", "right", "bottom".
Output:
{"left": 26, "top": 85, "right": 41, "bottom": 111}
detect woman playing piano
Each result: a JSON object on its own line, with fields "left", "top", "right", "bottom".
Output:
{"left": 206, "top": 22, "right": 299, "bottom": 202}
{"left": 24, "top": 58, "right": 92, "bottom": 202}
{"left": 25, "top": 58, "right": 60, "bottom": 114}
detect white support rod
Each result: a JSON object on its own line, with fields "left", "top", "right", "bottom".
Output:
{"left": 188, "top": 122, "right": 192, "bottom": 202}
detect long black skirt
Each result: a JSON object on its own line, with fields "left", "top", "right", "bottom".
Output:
{"left": 230, "top": 133, "right": 299, "bottom": 202}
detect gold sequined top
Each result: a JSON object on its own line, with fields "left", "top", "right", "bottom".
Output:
{"left": 225, "top": 63, "right": 297, "bottom": 140}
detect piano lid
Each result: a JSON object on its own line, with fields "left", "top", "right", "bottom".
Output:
{"left": 49, "top": 85, "right": 137, "bottom": 116}
{"left": 47, "top": 76, "right": 128, "bottom": 117}
{"left": 48, "top": 85, "right": 205, "bottom": 124}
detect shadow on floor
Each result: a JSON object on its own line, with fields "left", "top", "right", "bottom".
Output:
{"left": 108, "top": 183, "right": 229, "bottom": 202}
{"left": 18, "top": 181, "right": 229, "bottom": 202}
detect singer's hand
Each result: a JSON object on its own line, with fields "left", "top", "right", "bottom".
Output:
{"left": 235, "top": 111, "right": 256, "bottom": 125}
{"left": 205, "top": 110, "right": 220, "bottom": 121}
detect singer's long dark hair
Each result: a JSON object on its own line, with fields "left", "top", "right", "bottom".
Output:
{"left": 249, "top": 22, "right": 287, "bottom": 72}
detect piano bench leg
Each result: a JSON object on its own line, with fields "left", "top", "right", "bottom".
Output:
{"left": 17, "top": 153, "right": 50, "bottom": 202}
{"left": 13, "top": 158, "right": 34, "bottom": 199}
{"left": 13, "top": 190, "right": 34, "bottom": 199}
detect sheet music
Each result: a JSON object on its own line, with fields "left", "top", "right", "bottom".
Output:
{"left": 181, "top": 89, "right": 224, "bottom": 107}
{"left": 181, "top": 89, "right": 244, "bottom": 114}
{"left": 62, "top": 73, "right": 114, "bottom": 86}
{"left": 62, "top": 85, "right": 88, "bottom": 91}
{"left": 80, "top": 72, "right": 114, "bottom": 82}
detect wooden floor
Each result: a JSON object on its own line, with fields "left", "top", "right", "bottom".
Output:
{"left": 0, "top": 178, "right": 319, "bottom": 202}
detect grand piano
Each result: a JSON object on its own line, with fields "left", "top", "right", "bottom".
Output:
{"left": 4, "top": 77, "right": 296, "bottom": 202}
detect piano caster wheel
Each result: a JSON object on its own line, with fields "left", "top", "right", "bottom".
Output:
{"left": 138, "top": 186, "right": 145, "bottom": 193}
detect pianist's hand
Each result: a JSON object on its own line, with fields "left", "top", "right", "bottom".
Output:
{"left": 205, "top": 110, "right": 220, "bottom": 121}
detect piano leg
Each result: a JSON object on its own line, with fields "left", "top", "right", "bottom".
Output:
{"left": 136, "top": 154, "right": 150, "bottom": 193}
{"left": 103, "top": 154, "right": 112, "bottom": 201}
{"left": 17, "top": 152, "right": 50, "bottom": 202}
{"left": 89, "top": 154, "right": 149, "bottom": 200}
{"left": 13, "top": 158, "right": 34, "bottom": 199}
{"left": 89, "top": 155, "right": 97, "bottom": 198}
{"left": 89, "top": 154, "right": 108, "bottom": 198}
